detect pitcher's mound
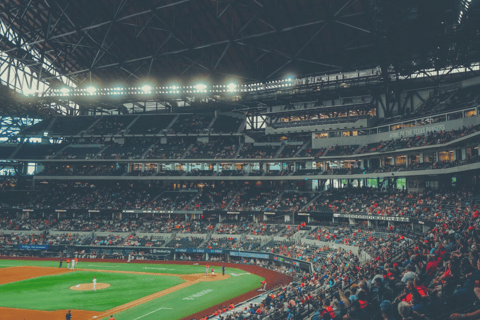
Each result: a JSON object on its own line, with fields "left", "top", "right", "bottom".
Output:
{"left": 70, "top": 283, "right": 110, "bottom": 291}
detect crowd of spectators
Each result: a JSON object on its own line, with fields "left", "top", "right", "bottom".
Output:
{"left": 2, "top": 182, "right": 480, "bottom": 320}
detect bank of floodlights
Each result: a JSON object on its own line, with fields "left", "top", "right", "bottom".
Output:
{"left": 195, "top": 83, "right": 207, "bottom": 93}
{"left": 140, "top": 85, "right": 152, "bottom": 94}
{"left": 85, "top": 86, "right": 97, "bottom": 95}
{"left": 39, "top": 75, "right": 296, "bottom": 98}
{"left": 226, "top": 83, "right": 237, "bottom": 93}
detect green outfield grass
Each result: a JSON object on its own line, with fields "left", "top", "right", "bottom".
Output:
{"left": 0, "top": 271, "right": 184, "bottom": 311}
{"left": 0, "top": 259, "right": 264, "bottom": 319}
{"left": 0, "top": 259, "right": 211, "bottom": 274}
{"left": 99, "top": 273, "right": 264, "bottom": 320}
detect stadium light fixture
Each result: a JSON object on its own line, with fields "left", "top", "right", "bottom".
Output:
{"left": 140, "top": 85, "right": 152, "bottom": 94}
{"left": 195, "top": 83, "right": 207, "bottom": 93}
{"left": 85, "top": 86, "right": 97, "bottom": 95}
{"left": 60, "top": 87, "right": 70, "bottom": 96}
{"left": 112, "top": 87, "right": 123, "bottom": 93}
{"left": 226, "top": 82, "right": 237, "bottom": 93}
{"left": 286, "top": 76, "right": 294, "bottom": 82}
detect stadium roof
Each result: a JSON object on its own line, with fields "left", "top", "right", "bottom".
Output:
{"left": 1, "top": 0, "right": 476, "bottom": 88}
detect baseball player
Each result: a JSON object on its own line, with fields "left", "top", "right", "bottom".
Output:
{"left": 93, "top": 277, "right": 97, "bottom": 291}
{"left": 222, "top": 264, "right": 225, "bottom": 276}
{"left": 205, "top": 264, "right": 209, "bottom": 276}
{"left": 66, "top": 259, "right": 70, "bottom": 270}
{"left": 71, "top": 258, "right": 76, "bottom": 270}
{"left": 65, "top": 310, "right": 72, "bottom": 320}
{"left": 211, "top": 268, "right": 215, "bottom": 276}
{"left": 59, "top": 257, "right": 63, "bottom": 268}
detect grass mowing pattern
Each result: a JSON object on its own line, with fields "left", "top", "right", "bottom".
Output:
{"left": 0, "top": 271, "right": 184, "bottom": 311}
{"left": 100, "top": 272, "right": 264, "bottom": 320}
{"left": 0, "top": 259, "right": 211, "bottom": 274}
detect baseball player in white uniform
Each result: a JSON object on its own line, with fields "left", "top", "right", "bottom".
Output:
{"left": 92, "top": 277, "right": 97, "bottom": 291}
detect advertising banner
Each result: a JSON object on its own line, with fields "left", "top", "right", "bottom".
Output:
{"left": 18, "top": 245, "right": 49, "bottom": 250}
{"left": 229, "top": 251, "right": 269, "bottom": 259}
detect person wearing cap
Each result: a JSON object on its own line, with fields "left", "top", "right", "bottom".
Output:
{"left": 109, "top": 315, "right": 115, "bottom": 320}
{"left": 65, "top": 310, "right": 72, "bottom": 320}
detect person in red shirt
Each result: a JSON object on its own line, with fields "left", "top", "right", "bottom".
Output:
{"left": 205, "top": 264, "right": 209, "bottom": 276}
{"left": 109, "top": 315, "right": 115, "bottom": 320}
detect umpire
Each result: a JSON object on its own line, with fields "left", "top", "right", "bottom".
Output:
{"left": 222, "top": 264, "right": 225, "bottom": 276}
{"left": 65, "top": 310, "right": 72, "bottom": 320}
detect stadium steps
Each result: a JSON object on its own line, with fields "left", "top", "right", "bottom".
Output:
{"left": 186, "top": 191, "right": 202, "bottom": 208}
{"left": 51, "top": 144, "right": 71, "bottom": 158}
{"left": 264, "top": 190, "right": 286, "bottom": 210}
{"left": 237, "top": 118, "right": 246, "bottom": 133}
{"left": 44, "top": 117, "right": 57, "bottom": 133}
{"left": 164, "top": 115, "right": 180, "bottom": 132}
{"left": 233, "top": 142, "right": 244, "bottom": 158}
{"left": 123, "top": 115, "right": 140, "bottom": 134}
{"left": 9, "top": 144, "right": 24, "bottom": 159}
{"left": 141, "top": 143, "right": 156, "bottom": 159}
{"left": 293, "top": 141, "right": 311, "bottom": 157}
{"left": 206, "top": 116, "right": 216, "bottom": 132}
{"left": 96, "top": 145, "right": 110, "bottom": 158}
{"left": 181, "top": 144, "right": 194, "bottom": 159}
{"left": 224, "top": 195, "right": 238, "bottom": 211}
{"left": 81, "top": 116, "right": 103, "bottom": 136}
{"left": 274, "top": 145, "right": 286, "bottom": 158}
{"left": 300, "top": 192, "right": 324, "bottom": 211}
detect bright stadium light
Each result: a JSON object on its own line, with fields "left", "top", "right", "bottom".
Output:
{"left": 226, "top": 82, "right": 237, "bottom": 92}
{"left": 22, "top": 87, "right": 36, "bottom": 96}
{"left": 286, "top": 76, "right": 294, "bottom": 82}
{"left": 195, "top": 83, "right": 207, "bottom": 92}
{"left": 85, "top": 86, "right": 97, "bottom": 95}
{"left": 60, "top": 87, "right": 70, "bottom": 96}
{"left": 140, "top": 85, "right": 152, "bottom": 94}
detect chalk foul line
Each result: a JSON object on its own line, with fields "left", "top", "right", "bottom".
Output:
{"left": 132, "top": 307, "right": 173, "bottom": 320}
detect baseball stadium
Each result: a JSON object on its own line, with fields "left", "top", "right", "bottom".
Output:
{"left": 1, "top": 1, "right": 480, "bottom": 320}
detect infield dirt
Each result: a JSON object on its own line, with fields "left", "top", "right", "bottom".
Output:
{"left": 0, "top": 266, "right": 231, "bottom": 320}
{"left": 0, "top": 266, "right": 71, "bottom": 285}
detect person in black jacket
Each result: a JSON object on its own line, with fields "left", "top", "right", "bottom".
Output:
{"left": 66, "top": 310, "right": 72, "bottom": 320}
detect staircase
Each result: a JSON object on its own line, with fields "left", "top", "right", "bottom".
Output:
{"left": 293, "top": 141, "right": 310, "bottom": 157}
{"left": 45, "top": 117, "right": 57, "bottom": 132}
{"left": 181, "top": 144, "right": 194, "bottom": 159}
{"left": 164, "top": 115, "right": 179, "bottom": 133}
{"left": 263, "top": 190, "right": 286, "bottom": 210}
{"left": 206, "top": 117, "right": 216, "bottom": 133}
{"left": 123, "top": 116, "right": 140, "bottom": 134}
{"left": 274, "top": 145, "right": 286, "bottom": 158}
{"left": 9, "top": 144, "right": 24, "bottom": 159}
{"left": 81, "top": 116, "right": 103, "bottom": 136}
{"left": 300, "top": 192, "right": 324, "bottom": 211}
{"left": 233, "top": 142, "right": 244, "bottom": 158}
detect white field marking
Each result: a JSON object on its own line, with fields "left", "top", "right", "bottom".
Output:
{"left": 182, "top": 289, "right": 213, "bottom": 300}
{"left": 142, "top": 267, "right": 175, "bottom": 270}
{"left": 133, "top": 307, "right": 173, "bottom": 320}
{"left": 87, "top": 264, "right": 117, "bottom": 268}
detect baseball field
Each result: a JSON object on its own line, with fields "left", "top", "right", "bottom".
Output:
{"left": 0, "top": 258, "right": 289, "bottom": 320}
